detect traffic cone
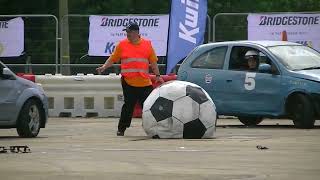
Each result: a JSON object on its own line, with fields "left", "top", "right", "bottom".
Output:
{"left": 307, "top": 41, "right": 313, "bottom": 48}
{"left": 281, "top": 31, "right": 288, "bottom": 41}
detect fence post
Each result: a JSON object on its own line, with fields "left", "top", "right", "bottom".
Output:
{"left": 26, "top": 56, "right": 32, "bottom": 73}
{"left": 60, "top": 7, "right": 71, "bottom": 75}
{"left": 207, "top": 14, "right": 211, "bottom": 42}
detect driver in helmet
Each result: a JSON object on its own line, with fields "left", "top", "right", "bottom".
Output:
{"left": 245, "top": 50, "right": 259, "bottom": 72}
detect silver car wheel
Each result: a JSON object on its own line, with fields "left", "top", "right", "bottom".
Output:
{"left": 28, "top": 105, "right": 40, "bottom": 134}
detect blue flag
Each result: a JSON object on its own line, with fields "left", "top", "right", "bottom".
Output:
{"left": 166, "top": 0, "right": 207, "bottom": 74}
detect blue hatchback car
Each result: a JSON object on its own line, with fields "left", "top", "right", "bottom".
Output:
{"left": 178, "top": 41, "right": 320, "bottom": 128}
{"left": 0, "top": 61, "right": 48, "bottom": 137}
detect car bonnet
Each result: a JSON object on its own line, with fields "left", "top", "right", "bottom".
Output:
{"left": 290, "top": 69, "right": 320, "bottom": 82}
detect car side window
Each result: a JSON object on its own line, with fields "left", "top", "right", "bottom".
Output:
{"left": 229, "top": 46, "right": 280, "bottom": 74}
{"left": 229, "top": 46, "right": 255, "bottom": 71}
{"left": 191, "top": 46, "right": 227, "bottom": 69}
{"left": 258, "top": 53, "right": 280, "bottom": 75}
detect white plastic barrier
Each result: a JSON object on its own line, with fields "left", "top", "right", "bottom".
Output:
{"left": 36, "top": 74, "right": 124, "bottom": 117}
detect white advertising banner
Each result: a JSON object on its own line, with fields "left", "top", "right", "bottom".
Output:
{"left": 0, "top": 17, "right": 24, "bottom": 57}
{"left": 248, "top": 13, "right": 320, "bottom": 51}
{"left": 88, "top": 15, "right": 169, "bottom": 56}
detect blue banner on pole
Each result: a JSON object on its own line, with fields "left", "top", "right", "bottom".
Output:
{"left": 166, "top": 0, "right": 207, "bottom": 74}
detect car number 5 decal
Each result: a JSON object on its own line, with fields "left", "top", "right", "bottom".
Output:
{"left": 244, "top": 72, "right": 256, "bottom": 90}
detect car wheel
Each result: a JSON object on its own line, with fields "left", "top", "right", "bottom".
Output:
{"left": 16, "top": 99, "right": 42, "bottom": 137}
{"left": 238, "top": 116, "right": 263, "bottom": 126}
{"left": 288, "top": 94, "right": 315, "bottom": 129}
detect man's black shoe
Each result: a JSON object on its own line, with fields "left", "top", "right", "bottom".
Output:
{"left": 117, "top": 131, "right": 124, "bottom": 136}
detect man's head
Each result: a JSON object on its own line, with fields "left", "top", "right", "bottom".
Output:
{"left": 245, "top": 50, "right": 259, "bottom": 70}
{"left": 123, "top": 22, "right": 140, "bottom": 43}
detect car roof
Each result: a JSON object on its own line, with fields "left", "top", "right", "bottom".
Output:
{"left": 202, "top": 40, "right": 301, "bottom": 48}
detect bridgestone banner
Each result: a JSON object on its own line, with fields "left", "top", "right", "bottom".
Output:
{"left": 88, "top": 15, "right": 169, "bottom": 56}
{"left": 248, "top": 13, "right": 320, "bottom": 51}
{"left": 0, "top": 17, "right": 24, "bottom": 57}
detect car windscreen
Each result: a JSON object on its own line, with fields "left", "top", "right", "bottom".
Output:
{"left": 267, "top": 45, "right": 320, "bottom": 71}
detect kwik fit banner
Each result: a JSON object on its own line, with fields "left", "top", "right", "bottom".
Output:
{"left": 248, "top": 13, "right": 320, "bottom": 51}
{"left": 0, "top": 17, "right": 24, "bottom": 57}
{"left": 166, "top": 0, "right": 207, "bottom": 74}
{"left": 88, "top": 15, "right": 169, "bottom": 56}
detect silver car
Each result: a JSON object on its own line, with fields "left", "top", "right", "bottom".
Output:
{"left": 0, "top": 61, "right": 48, "bottom": 137}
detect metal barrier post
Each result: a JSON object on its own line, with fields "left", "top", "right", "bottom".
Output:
{"left": 26, "top": 56, "right": 32, "bottom": 73}
{"left": 207, "top": 14, "right": 211, "bottom": 42}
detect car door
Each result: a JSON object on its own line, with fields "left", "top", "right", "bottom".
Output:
{"left": 0, "top": 64, "right": 18, "bottom": 121}
{"left": 225, "top": 46, "right": 283, "bottom": 115}
{"left": 180, "top": 45, "right": 229, "bottom": 113}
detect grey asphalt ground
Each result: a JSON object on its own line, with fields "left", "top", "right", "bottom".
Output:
{"left": 0, "top": 118, "right": 320, "bottom": 180}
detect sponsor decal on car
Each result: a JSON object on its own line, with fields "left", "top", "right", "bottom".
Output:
{"left": 205, "top": 74, "right": 212, "bottom": 84}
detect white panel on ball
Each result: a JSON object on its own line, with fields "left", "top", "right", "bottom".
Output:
{"left": 142, "top": 110, "right": 157, "bottom": 130}
{"left": 159, "top": 81, "right": 186, "bottom": 101}
{"left": 155, "top": 117, "right": 184, "bottom": 139}
{"left": 199, "top": 100, "right": 217, "bottom": 129}
{"left": 172, "top": 96, "right": 200, "bottom": 124}
{"left": 143, "top": 87, "right": 161, "bottom": 112}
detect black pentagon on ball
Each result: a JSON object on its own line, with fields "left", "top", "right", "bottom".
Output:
{"left": 183, "top": 118, "right": 207, "bottom": 139}
{"left": 186, "top": 85, "right": 208, "bottom": 104}
{"left": 150, "top": 97, "right": 173, "bottom": 122}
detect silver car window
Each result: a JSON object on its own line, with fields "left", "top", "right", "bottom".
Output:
{"left": 268, "top": 45, "right": 320, "bottom": 70}
{"left": 191, "top": 46, "right": 227, "bottom": 69}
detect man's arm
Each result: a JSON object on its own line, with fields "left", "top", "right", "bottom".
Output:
{"left": 150, "top": 61, "right": 161, "bottom": 76}
{"left": 148, "top": 46, "right": 164, "bottom": 83}
{"left": 96, "top": 57, "right": 114, "bottom": 74}
{"left": 150, "top": 61, "right": 164, "bottom": 83}
{"left": 96, "top": 44, "right": 121, "bottom": 74}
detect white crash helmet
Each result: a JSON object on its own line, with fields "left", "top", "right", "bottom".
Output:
{"left": 245, "top": 50, "right": 259, "bottom": 59}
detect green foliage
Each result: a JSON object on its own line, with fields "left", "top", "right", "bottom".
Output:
{"left": 68, "top": 0, "right": 169, "bottom": 14}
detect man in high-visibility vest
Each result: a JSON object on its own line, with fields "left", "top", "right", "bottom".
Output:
{"left": 96, "top": 22, "right": 164, "bottom": 136}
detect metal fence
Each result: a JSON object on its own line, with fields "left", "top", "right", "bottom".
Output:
{"left": 1, "top": 13, "right": 212, "bottom": 75}
{"left": 0, "top": 14, "right": 59, "bottom": 74}
{"left": 212, "top": 11, "right": 320, "bottom": 42}
{"left": 60, "top": 14, "right": 212, "bottom": 75}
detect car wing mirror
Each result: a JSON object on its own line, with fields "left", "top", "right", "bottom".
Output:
{"left": 2, "top": 68, "right": 16, "bottom": 80}
{"left": 258, "top": 64, "right": 272, "bottom": 74}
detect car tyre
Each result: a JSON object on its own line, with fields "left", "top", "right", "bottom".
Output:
{"left": 288, "top": 94, "right": 315, "bottom": 129}
{"left": 16, "top": 99, "right": 42, "bottom": 137}
{"left": 238, "top": 116, "right": 263, "bottom": 126}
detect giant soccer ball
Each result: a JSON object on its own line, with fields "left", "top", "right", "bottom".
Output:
{"left": 142, "top": 80, "right": 217, "bottom": 139}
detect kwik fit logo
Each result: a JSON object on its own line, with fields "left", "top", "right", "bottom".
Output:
{"left": 105, "top": 42, "right": 115, "bottom": 54}
{"left": 178, "top": 0, "right": 200, "bottom": 44}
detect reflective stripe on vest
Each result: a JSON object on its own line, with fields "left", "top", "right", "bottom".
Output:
{"left": 121, "top": 58, "right": 149, "bottom": 64}
{"left": 121, "top": 68, "right": 149, "bottom": 73}
{"left": 121, "top": 58, "right": 149, "bottom": 74}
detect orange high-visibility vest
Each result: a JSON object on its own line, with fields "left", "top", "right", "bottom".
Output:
{"left": 119, "top": 38, "right": 152, "bottom": 79}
